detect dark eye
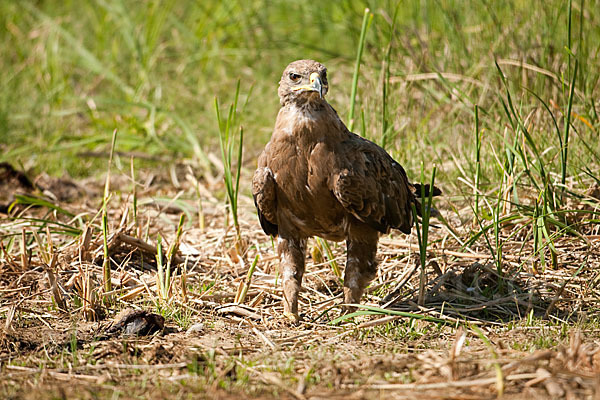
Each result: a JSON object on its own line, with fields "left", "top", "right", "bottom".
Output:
{"left": 289, "top": 73, "right": 301, "bottom": 82}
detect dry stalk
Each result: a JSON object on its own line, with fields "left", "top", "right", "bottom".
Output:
{"left": 45, "top": 254, "right": 66, "bottom": 311}
{"left": 20, "top": 228, "right": 27, "bottom": 269}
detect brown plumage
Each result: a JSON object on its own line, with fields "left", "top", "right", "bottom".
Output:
{"left": 252, "top": 59, "right": 440, "bottom": 322}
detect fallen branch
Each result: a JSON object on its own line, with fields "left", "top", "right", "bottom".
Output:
{"left": 118, "top": 233, "right": 184, "bottom": 265}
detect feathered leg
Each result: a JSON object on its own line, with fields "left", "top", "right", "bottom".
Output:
{"left": 343, "top": 228, "right": 379, "bottom": 308}
{"left": 277, "top": 236, "right": 307, "bottom": 322}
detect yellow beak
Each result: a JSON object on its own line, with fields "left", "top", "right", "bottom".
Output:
{"left": 292, "top": 72, "right": 324, "bottom": 99}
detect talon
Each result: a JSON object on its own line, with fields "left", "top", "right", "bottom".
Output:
{"left": 283, "top": 311, "right": 300, "bottom": 324}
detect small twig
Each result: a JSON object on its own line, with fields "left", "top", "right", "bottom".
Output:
{"left": 217, "top": 304, "right": 261, "bottom": 320}
{"left": 252, "top": 327, "right": 277, "bottom": 351}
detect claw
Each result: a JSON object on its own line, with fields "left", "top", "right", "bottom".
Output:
{"left": 283, "top": 311, "right": 300, "bottom": 324}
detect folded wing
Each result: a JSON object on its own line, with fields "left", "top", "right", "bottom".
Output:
{"left": 332, "top": 135, "right": 415, "bottom": 234}
{"left": 252, "top": 166, "right": 279, "bottom": 236}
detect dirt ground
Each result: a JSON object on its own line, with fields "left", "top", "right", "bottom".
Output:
{"left": 1, "top": 164, "right": 600, "bottom": 399}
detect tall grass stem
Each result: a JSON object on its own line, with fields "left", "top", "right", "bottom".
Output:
{"left": 348, "top": 8, "right": 373, "bottom": 132}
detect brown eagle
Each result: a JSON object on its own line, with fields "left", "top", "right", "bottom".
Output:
{"left": 252, "top": 59, "right": 440, "bottom": 322}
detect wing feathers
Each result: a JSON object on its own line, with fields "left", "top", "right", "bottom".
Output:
{"left": 252, "top": 167, "right": 278, "bottom": 236}
{"left": 333, "top": 141, "right": 415, "bottom": 234}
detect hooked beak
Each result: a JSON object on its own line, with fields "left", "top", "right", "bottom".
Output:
{"left": 292, "top": 72, "right": 325, "bottom": 99}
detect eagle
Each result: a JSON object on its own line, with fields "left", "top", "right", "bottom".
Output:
{"left": 252, "top": 59, "right": 440, "bottom": 322}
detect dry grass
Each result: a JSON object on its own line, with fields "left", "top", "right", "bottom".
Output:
{"left": 1, "top": 159, "right": 599, "bottom": 399}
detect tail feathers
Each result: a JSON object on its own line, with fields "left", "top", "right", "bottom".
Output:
{"left": 414, "top": 200, "right": 440, "bottom": 218}
{"left": 428, "top": 207, "right": 441, "bottom": 219}
{"left": 413, "top": 183, "right": 442, "bottom": 198}
{"left": 413, "top": 183, "right": 441, "bottom": 220}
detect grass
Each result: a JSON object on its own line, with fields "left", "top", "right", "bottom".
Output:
{"left": 1, "top": 0, "right": 600, "bottom": 399}
{"left": 347, "top": 7, "right": 373, "bottom": 132}
{"left": 411, "top": 164, "right": 437, "bottom": 305}
{"left": 215, "top": 81, "right": 245, "bottom": 245}
{"left": 0, "top": 1, "right": 596, "bottom": 183}
{"left": 101, "top": 129, "right": 118, "bottom": 294}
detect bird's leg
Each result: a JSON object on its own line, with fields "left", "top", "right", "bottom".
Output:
{"left": 343, "top": 230, "right": 379, "bottom": 311}
{"left": 277, "top": 236, "right": 307, "bottom": 322}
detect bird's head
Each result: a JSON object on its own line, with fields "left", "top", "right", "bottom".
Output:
{"left": 278, "top": 59, "right": 328, "bottom": 107}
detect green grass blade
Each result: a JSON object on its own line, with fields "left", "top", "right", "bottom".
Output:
{"left": 348, "top": 8, "right": 373, "bottom": 132}
{"left": 562, "top": 61, "right": 578, "bottom": 190}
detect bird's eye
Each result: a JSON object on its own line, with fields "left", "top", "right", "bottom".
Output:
{"left": 289, "top": 73, "right": 301, "bottom": 82}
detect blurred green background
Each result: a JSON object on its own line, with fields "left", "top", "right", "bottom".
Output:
{"left": 0, "top": 0, "right": 598, "bottom": 195}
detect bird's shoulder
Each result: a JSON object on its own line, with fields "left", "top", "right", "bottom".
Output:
{"left": 338, "top": 132, "right": 406, "bottom": 176}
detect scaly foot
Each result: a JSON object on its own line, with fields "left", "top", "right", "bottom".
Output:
{"left": 283, "top": 311, "right": 300, "bottom": 324}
